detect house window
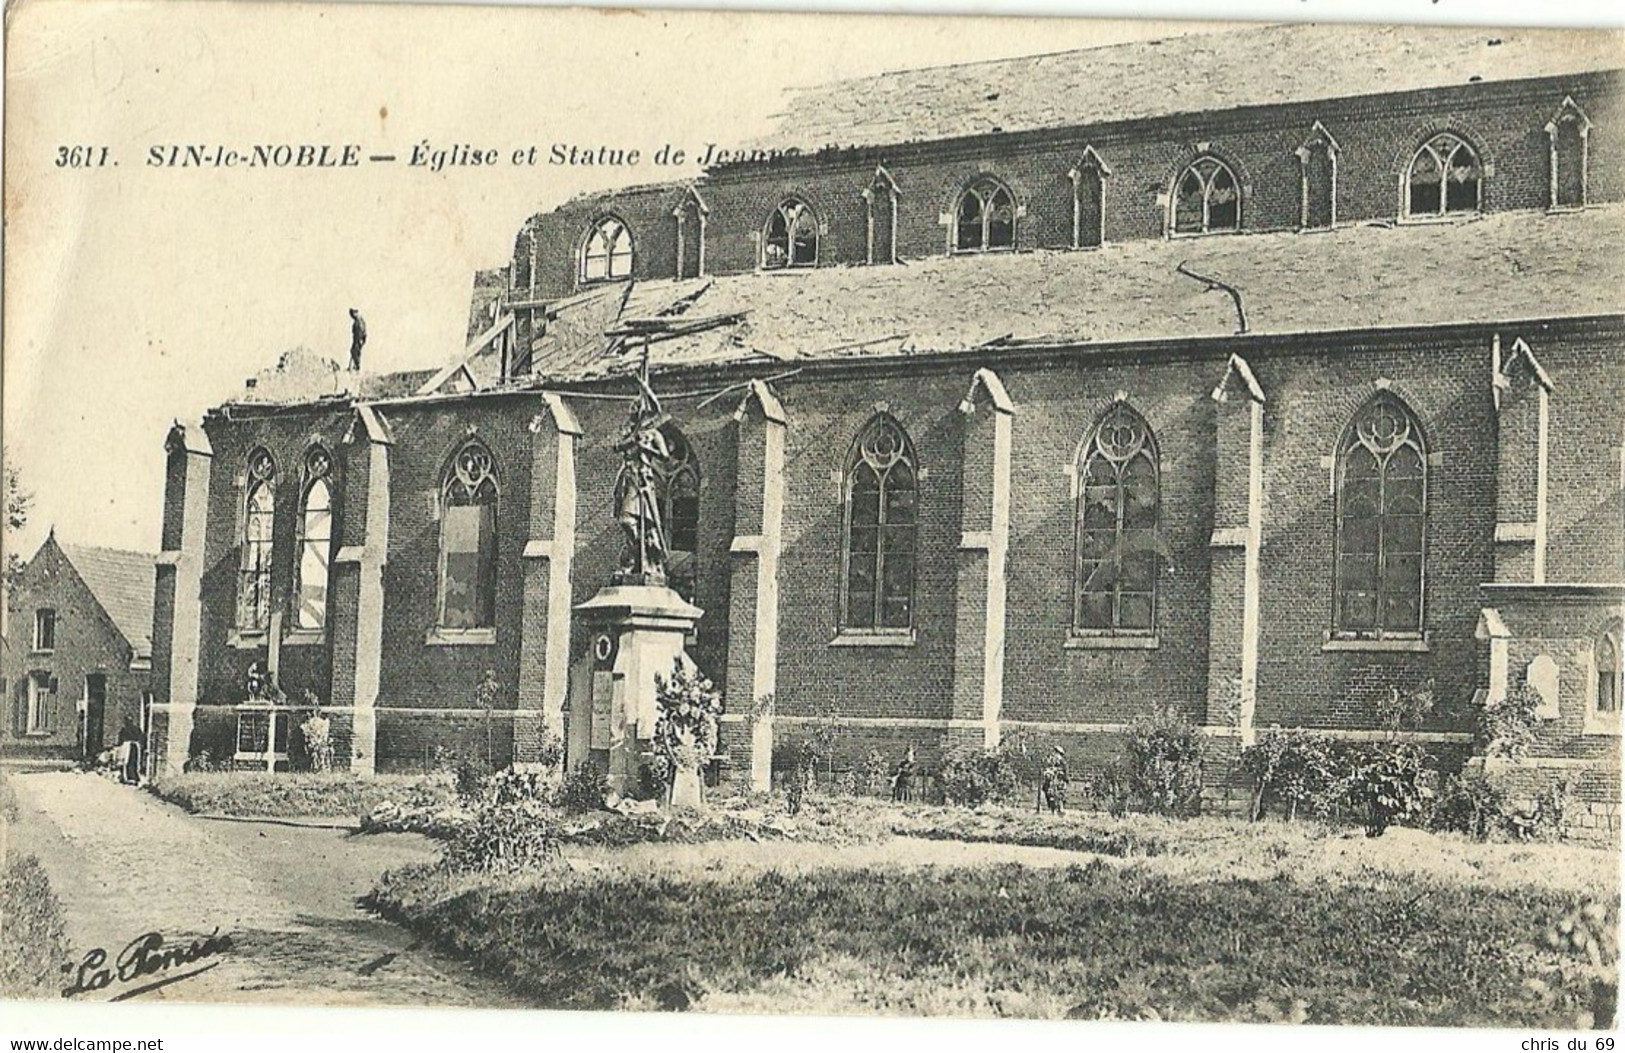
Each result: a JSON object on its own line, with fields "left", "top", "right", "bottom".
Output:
{"left": 1406, "top": 133, "right": 1481, "bottom": 218}
{"left": 438, "top": 439, "right": 499, "bottom": 630}
{"left": 32, "top": 609, "right": 56, "bottom": 652}
{"left": 1074, "top": 403, "right": 1160, "bottom": 634}
{"left": 763, "top": 199, "right": 818, "bottom": 269}
{"left": 580, "top": 216, "right": 633, "bottom": 282}
{"left": 236, "top": 448, "right": 277, "bottom": 632}
{"left": 294, "top": 447, "right": 334, "bottom": 631}
{"left": 25, "top": 673, "right": 53, "bottom": 735}
{"left": 841, "top": 415, "right": 917, "bottom": 632}
{"left": 654, "top": 424, "right": 701, "bottom": 602}
{"left": 954, "top": 179, "right": 1015, "bottom": 253}
{"left": 1172, "top": 157, "right": 1240, "bottom": 235}
{"left": 1333, "top": 395, "right": 1427, "bottom": 638}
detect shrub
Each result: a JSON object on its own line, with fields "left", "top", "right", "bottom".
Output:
{"left": 997, "top": 728, "right": 1067, "bottom": 792}
{"left": 1241, "top": 728, "right": 1342, "bottom": 821}
{"left": 1478, "top": 682, "right": 1543, "bottom": 760}
{"left": 1, "top": 855, "right": 70, "bottom": 999}
{"left": 1432, "top": 771, "right": 1508, "bottom": 839}
{"left": 940, "top": 746, "right": 1018, "bottom": 808}
{"left": 1124, "top": 703, "right": 1204, "bottom": 816}
{"left": 444, "top": 801, "right": 562, "bottom": 872}
{"left": 487, "top": 767, "right": 552, "bottom": 806}
{"left": 1346, "top": 741, "right": 1434, "bottom": 837}
{"left": 453, "top": 757, "right": 493, "bottom": 802}
{"left": 299, "top": 710, "right": 334, "bottom": 773}
{"left": 556, "top": 767, "right": 610, "bottom": 813}
{"left": 860, "top": 749, "right": 892, "bottom": 797}
{"left": 534, "top": 729, "right": 565, "bottom": 771}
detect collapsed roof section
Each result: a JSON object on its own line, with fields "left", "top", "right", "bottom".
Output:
{"left": 499, "top": 204, "right": 1625, "bottom": 383}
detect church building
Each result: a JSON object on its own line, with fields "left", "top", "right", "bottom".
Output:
{"left": 146, "top": 23, "right": 1622, "bottom": 830}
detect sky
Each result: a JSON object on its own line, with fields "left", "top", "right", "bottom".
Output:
{"left": 3, "top": 0, "right": 1622, "bottom": 561}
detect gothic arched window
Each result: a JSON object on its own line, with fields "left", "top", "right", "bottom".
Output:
{"left": 580, "top": 215, "right": 633, "bottom": 282}
{"left": 237, "top": 448, "right": 277, "bottom": 632}
{"left": 438, "top": 440, "right": 499, "bottom": 630}
{"left": 763, "top": 199, "right": 818, "bottom": 269}
{"left": 1334, "top": 395, "right": 1427, "bottom": 637}
{"left": 954, "top": 178, "right": 1015, "bottom": 253}
{"left": 294, "top": 447, "right": 334, "bottom": 631}
{"left": 1548, "top": 99, "right": 1591, "bottom": 210}
{"left": 1597, "top": 623, "right": 1622, "bottom": 717}
{"left": 1406, "top": 133, "right": 1481, "bottom": 218}
{"left": 1172, "top": 157, "right": 1240, "bottom": 235}
{"left": 841, "top": 415, "right": 918, "bottom": 632}
{"left": 654, "top": 424, "right": 701, "bottom": 602}
{"left": 1075, "top": 404, "right": 1160, "bottom": 634}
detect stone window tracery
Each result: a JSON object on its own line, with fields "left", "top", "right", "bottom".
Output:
{"left": 841, "top": 415, "right": 917, "bottom": 632}
{"left": 1172, "top": 157, "right": 1240, "bottom": 235}
{"left": 1406, "top": 133, "right": 1481, "bottom": 218}
{"left": 954, "top": 178, "right": 1016, "bottom": 253}
{"left": 438, "top": 439, "right": 499, "bottom": 631}
{"left": 1333, "top": 396, "right": 1427, "bottom": 637}
{"left": 1074, "top": 404, "right": 1160, "bottom": 634}
{"left": 580, "top": 215, "right": 633, "bottom": 282}
{"left": 237, "top": 447, "right": 277, "bottom": 632}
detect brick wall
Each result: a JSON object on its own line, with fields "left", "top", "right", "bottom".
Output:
{"left": 166, "top": 321, "right": 1621, "bottom": 776}
{"left": 514, "top": 73, "right": 1623, "bottom": 303}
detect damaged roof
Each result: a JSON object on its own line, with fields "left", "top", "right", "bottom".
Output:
{"left": 521, "top": 205, "right": 1625, "bottom": 381}
{"left": 59, "top": 543, "right": 156, "bottom": 660}
{"left": 754, "top": 22, "right": 1624, "bottom": 154}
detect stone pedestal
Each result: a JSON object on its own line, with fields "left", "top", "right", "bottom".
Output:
{"left": 568, "top": 584, "right": 702, "bottom": 796}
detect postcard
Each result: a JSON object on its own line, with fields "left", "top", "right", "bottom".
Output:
{"left": 2, "top": 0, "right": 1620, "bottom": 1043}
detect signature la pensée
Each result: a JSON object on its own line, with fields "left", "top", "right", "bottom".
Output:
{"left": 63, "top": 930, "right": 233, "bottom": 999}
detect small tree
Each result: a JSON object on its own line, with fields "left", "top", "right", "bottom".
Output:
{"left": 4, "top": 467, "right": 32, "bottom": 592}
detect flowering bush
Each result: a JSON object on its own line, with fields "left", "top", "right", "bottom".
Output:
{"left": 299, "top": 711, "right": 334, "bottom": 773}
{"left": 650, "top": 659, "right": 724, "bottom": 798}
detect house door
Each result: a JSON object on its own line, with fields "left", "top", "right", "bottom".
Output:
{"left": 83, "top": 674, "right": 107, "bottom": 759}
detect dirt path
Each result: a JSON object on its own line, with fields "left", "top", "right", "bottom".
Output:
{"left": 4, "top": 771, "right": 524, "bottom": 1008}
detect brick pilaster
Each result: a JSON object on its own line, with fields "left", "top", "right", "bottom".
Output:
{"left": 332, "top": 405, "right": 392, "bottom": 774}
{"left": 724, "top": 380, "right": 786, "bottom": 791}
{"left": 950, "top": 369, "right": 1014, "bottom": 748}
{"left": 1206, "top": 355, "right": 1266, "bottom": 743}
{"left": 1492, "top": 334, "right": 1554, "bottom": 583}
{"left": 153, "top": 421, "right": 212, "bottom": 776}
{"left": 517, "top": 393, "right": 582, "bottom": 760}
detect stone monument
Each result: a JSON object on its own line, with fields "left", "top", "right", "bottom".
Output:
{"left": 566, "top": 360, "right": 705, "bottom": 800}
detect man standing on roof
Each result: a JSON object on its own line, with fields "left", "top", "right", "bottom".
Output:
{"left": 348, "top": 308, "right": 367, "bottom": 371}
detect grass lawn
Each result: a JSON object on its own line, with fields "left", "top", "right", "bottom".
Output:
{"left": 366, "top": 805, "right": 1619, "bottom": 1025}
{"left": 147, "top": 771, "right": 452, "bottom": 818}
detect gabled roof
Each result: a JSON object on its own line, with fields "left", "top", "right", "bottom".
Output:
{"left": 521, "top": 204, "right": 1625, "bottom": 381}
{"left": 58, "top": 543, "right": 156, "bottom": 660}
{"left": 756, "top": 23, "right": 1623, "bottom": 154}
